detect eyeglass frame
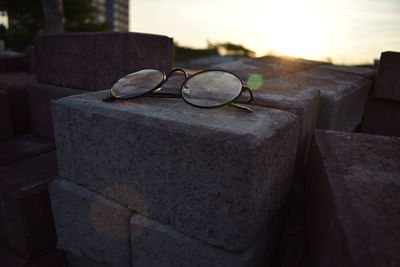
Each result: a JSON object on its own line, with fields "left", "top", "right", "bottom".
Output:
{"left": 103, "top": 68, "right": 254, "bottom": 112}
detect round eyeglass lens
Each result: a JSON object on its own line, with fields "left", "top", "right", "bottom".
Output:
{"left": 181, "top": 71, "right": 242, "bottom": 107}
{"left": 111, "top": 69, "right": 164, "bottom": 99}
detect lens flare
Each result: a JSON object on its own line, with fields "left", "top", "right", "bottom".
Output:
{"left": 247, "top": 74, "right": 264, "bottom": 90}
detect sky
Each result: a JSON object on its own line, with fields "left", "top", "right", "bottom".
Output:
{"left": 129, "top": 0, "right": 400, "bottom": 65}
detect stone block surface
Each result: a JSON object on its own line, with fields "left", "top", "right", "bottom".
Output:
{"left": 251, "top": 78, "right": 320, "bottom": 170}
{"left": 373, "top": 51, "right": 400, "bottom": 101}
{"left": 0, "top": 134, "right": 55, "bottom": 166}
{"left": 28, "top": 84, "right": 84, "bottom": 140}
{"left": 0, "top": 54, "right": 29, "bottom": 73}
{"left": 35, "top": 32, "right": 173, "bottom": 91}
{"left": 0, "top": 72, "right": 36, "bottom": 134}
{"left": 49, "top": 179, "right": 133, "bottom": 267}
{"left": 210, "top": 56, "right": 324, "bottom": 81}
{"left": 305, "top": 130, "right": 400, "bottom": 267}
{"left": 317, "top": 64, "right": 376, "bottom": 79}
{"left": 361, "top": 97, "right": 400, "bottom": 137}
{"left": 0, "top": 246, "right": 67, "bottom": 267}
{"left": 52, "top": 90, "right": 300, "bottom": 251}
{"left": 0, "top": 89, "right": 14, "bottom": 139}
{"left": 0, "top": 151, "right": 58, "bottom": 260}
{"left": 130, "top": 214, "right": 269, "bottom": 267}
{"left": 283, "top": 68, "right": 371, "bottom": 131}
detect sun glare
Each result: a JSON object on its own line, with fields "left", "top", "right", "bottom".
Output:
{"left": 265, "top": 0, "right": 333, "bottom": 60}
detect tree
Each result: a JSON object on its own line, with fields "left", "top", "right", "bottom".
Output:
{"left": 0, "top": 0, "right": 111, "bottom": 51}
{"left": 42, "top": 0, "right": 64, "bottom": 33}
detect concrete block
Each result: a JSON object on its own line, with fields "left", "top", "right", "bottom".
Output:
{"left": 209, "top": 55, "right": 323, "bottom": 81}
{"left": 282, "top": 68, "right": 372, "bottom": 131}
{"left": 317, "top": 64, "right": 376, "bottom": 79}
{"left": 373, "top": 51, "right": 400, "bottom": 101}
{"left": 361, "top": 97, "right": 400, "bottom": 137}
{"left": 0, "top": 55, "right": 29, "bottom": 73}
{"left": 0, "top": 246, "right": 67, "bottom": 267}
{"left": 28, "top": 84, "right": 84, "bottom": 140}
{"left": 0, "top": 134, "right": 55, "bottom": 166}
{"left": 304, "top": 130, "right": 400, "bottom": 267}
{"left": 130, "top": 214, "right": 270, "bottom": 267}
{"left": 49, "top": 179, "right": 133, "bottom": 267}
{"left": 0, "top": 89, "right": 14, "bottom": 139}
{"left": 251, "top": 78, "right": 320, "bottom": 171}
{"left": 35, "top": 32, "right": 173, "bottom": 91}
{"left": 0, "top": 72, "right": 37, "bottom": 134}
{"left": 0, "top": 151, "right": 58, "bottom": 260}
{"left": 52, "top": 90, "right": 300, "bottom": 251}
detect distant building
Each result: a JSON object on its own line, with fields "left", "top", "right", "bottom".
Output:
{"left": 92, "top": 0, "right": 129, "bottom": 31}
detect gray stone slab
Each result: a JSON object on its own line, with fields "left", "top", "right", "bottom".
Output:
{"left": 317, "top": 64, "right": 376, "bottom": 79}
{"left": 35, "top": 32, "right": 173, "bottom": 91}
{"left": 51, "top": 90, "right": 300, "bottom": 251}
{"left": 251, "top": 79, "right": 320, "bottom": 171}
{"left": 305, "top": 130, "right": 400, "bottom": 267}
{"left": 361, "top": 97, "right": 400, "bottom": 137}
{"left": 280, "top": 68, "right": 372, "bottom": 131}
{"left": 373, "top": 51, "right": 400, "bottom": 101}
{"left": 208, "top": 56, "right": 321, "bottom": 170}
{"left": 49, "top": 179, "right": 133, "bottom": 267}
{"left": 131, "top": 214, "right": 269, "bottom": 267}
{"left": 28, "top": 84, "right": 85, "bottom": 140}
{"left": 209, "top": 56, "right": 322, "bottom": 81}
{"left": 0, "top": 89, "right": 14, "bottom": 139}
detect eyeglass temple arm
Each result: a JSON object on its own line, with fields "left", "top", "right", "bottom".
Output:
{"left": 164, "top": 68, "right": 188, "bottom": 82}
{"left": 228, "top": 87, "right": 254, "bottom": 112}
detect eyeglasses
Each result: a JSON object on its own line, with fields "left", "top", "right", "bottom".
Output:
{"left": 103, "top": 68, "right": 254, "bottom": 112}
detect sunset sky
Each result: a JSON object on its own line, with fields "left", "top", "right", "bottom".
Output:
{"left": 130, "top": 0, "right": 400, "bottom": 65}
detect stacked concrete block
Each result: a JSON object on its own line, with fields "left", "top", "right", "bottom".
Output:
{"left": 0, "top": 72, "right": 36, "bottom": 134}
{"left": 0, "top": 246, "right": 67, "bottom": 267}
{"left": 130, "top": 214, "right": 268, "bottom": 267}
{"left": 28, "top": 84, "right": 85, "bottom": 140}
{"left": 0, "top": 151, "right": 58, "bottom": 260}
{"left": 35, "top": 32, "right": 173, "bottom": 91}
{"left": 210, "top": 57, "right": 322, "bottom": 171}
{"left": 0, "top": 134, "right": 55, "bottom": 166}
{"left": 305, "top": 130, "right": 400, "bottom": 267}
{"left": 0, "top": 89, "right": 14, "bottom": 139}
{"left": 210, "top": 55, "right": 325, "bottom": 81}
{"left": 50, "top": 179, "right": 132, "bottom": 267}
{"left": 317, "top": 64, "right": 376, "bottom": 79}
{"left": 361, "top": 51, "right": 400, "bottom": 137}
{"left": 373, "top": 51, "right": 400, "bottom": 101}
{"left": 279, "top": 68, "right": 371, "bottom": 131}
{"left": 50, "top": 89, "right": 300, "bottom": 265}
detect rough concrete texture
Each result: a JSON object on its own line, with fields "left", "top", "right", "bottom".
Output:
{"left": 0, "top": 72, "right": 36, "bottom": 134}
{"left": 251, "top": 78, "right": 320, "bottom": 170}
{"left": 317, "top": 64, "right": 376, "bottom": 79}
{"left": 0, "top": 89, "right": 14, "bottom": 139}
{"left": 373, "top": 51, "right": 400, "bottom": 101}
{"left": 210, "top": 56, "right": 324, "bottom": 81}
{"left": 0, "top": 246, "right": 67, "bottom": 267}
{"left": 281, "top": 68, "right": 371, "bottom": 131}
{"left": 52, "top": 90, "right": 300, "bottom": 251}
{"left": 0, "top": 134, "right": 55, "bottom": 166}
{"left": 305, "top": 130, "right": 400, "bottom": 267}
{"left": 49, "top": 179, "right": 133, "bottom": 267}
{"left": 28, "top": 84, "right": 84, "bottom": 140}
{"left": 279, "top": 189, "right": 310, "bottom": 267}
{"left": 35, "top": 32, "right": 173, "bottom": 91}
{"left": 361, "top": 97, "right": 400, "bottom": 137}
{"left": 130, "top": 213, "right": 270, "bottom": 267}
{"left": 0, "top": 54, "right": 29, "bottom": 73}
{"left": 0, "top": 151, "right": 58, "bottom": 260}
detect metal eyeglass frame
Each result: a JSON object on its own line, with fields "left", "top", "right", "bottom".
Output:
{"left": 103, "top": 68, "right": 254, "bottom": 112}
